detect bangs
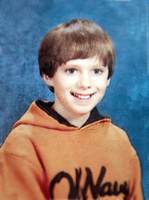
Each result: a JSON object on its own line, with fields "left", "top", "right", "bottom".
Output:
{"left": 53, "top": 30, "right": 114, "bottom": 68}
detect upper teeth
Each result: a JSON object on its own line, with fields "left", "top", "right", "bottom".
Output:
{"left": 77, "top": 94, "right": 90, "bottom": 99}
{"left": 72, "top": 92, "right": 94, "bottom": 100}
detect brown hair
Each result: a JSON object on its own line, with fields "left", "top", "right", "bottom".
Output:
{"left": 38, "top": 19, "right": 115, "bottom": 90}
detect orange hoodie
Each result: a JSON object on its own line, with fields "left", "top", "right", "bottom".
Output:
{"left": 0, "top": 101, "right": 143, "bottom": 200}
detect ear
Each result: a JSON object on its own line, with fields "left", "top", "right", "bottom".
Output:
{"left": 42, "top": 74, "right": 54, "bottom": 86}
{"left": 107, "top": 78, "right": 111, "bottom": 87}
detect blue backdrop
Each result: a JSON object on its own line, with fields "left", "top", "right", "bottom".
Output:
{"left": 0, "top": 0, "right": 148, "bottom": 198}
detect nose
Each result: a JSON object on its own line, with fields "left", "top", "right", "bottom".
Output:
{"left": 78, "top": 73, "right": 91, "bottom": 89}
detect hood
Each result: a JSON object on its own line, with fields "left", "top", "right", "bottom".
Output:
{"left": 13, "top": 101, "right": 111, "bottom": 131}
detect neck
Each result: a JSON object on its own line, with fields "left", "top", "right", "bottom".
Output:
{"left": 67, "top": 114, "right": 90, "bottom": 127}
{"left": 52, "top": 104, "right": 90, "bottom": 128}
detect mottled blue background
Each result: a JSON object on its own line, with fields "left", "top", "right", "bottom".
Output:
{"left": 0, "top": 0, "right": 149, "bottom": 198}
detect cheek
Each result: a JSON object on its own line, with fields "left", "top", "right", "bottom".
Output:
{"left": 54, "top": 78, "right": 74, "bottom": 93}
{"left": 64, "top": 77, "right": 79, "bottom": 86}
{"left": 94, "top": 79, "right": 108, "bottom": 89}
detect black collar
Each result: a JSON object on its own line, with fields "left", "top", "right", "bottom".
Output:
{"left": 36, "top": 100, "right": 105, "bottom": 127}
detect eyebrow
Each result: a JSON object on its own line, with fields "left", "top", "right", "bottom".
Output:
{"left": 64, "top": 64, "right": 105, "bottom": 68}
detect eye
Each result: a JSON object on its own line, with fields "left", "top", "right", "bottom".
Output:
{"left": 93, "top": 68, "right": 104, "bottom": 75}
{"left": 65, "top": 68, "right": 77, "bottom": 74}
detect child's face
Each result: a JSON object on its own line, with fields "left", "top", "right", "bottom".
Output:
{"left": 43, "top": 56, "right": 110, "bottom": 118}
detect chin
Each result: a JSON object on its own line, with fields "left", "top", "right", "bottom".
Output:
{"left": 71, "top": 106, "right": 94, "bottom": 116}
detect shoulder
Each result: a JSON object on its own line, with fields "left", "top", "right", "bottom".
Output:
{"left": 0, "top": 126, "right": 44, "bottom": 175}
{"left": 108, "top": 122, "right": 130, "bottom": 140}
{"left": 107, "top": 122, "right": 137, "bottom": 156}
{"left": 1, "top": 125, "right": 36, "bottom": 162}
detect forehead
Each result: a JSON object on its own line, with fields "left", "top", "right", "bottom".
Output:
{"left": 65, "top": 56, "right": 102, "bottom": 67}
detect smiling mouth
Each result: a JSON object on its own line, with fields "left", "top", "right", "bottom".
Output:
{"left": 70, "top": 92, "right": 96, "bottom": 100}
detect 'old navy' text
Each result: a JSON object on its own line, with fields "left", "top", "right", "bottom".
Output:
{"left": 49, "top": 166, "right": 129, "bottom": 199}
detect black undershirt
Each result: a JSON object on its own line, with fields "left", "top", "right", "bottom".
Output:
{"left": 36, "top": 100, "right": 106, "bottom": 128}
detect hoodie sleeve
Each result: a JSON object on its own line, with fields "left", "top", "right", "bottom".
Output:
{"left": 114, "top": 126, "right": 144, "bottom": 200}
{"left": 0, "top": 152, "right": 50, "bottom": 200}
{"left": 0, "top": 131, "right": 49, "bottom": 200}
{"left": 129, "top": 154, "right": 144, "bottom": 200}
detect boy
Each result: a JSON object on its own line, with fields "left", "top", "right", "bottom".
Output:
{"left": 0, "top": 19, "right": 143, "bottom": 199}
